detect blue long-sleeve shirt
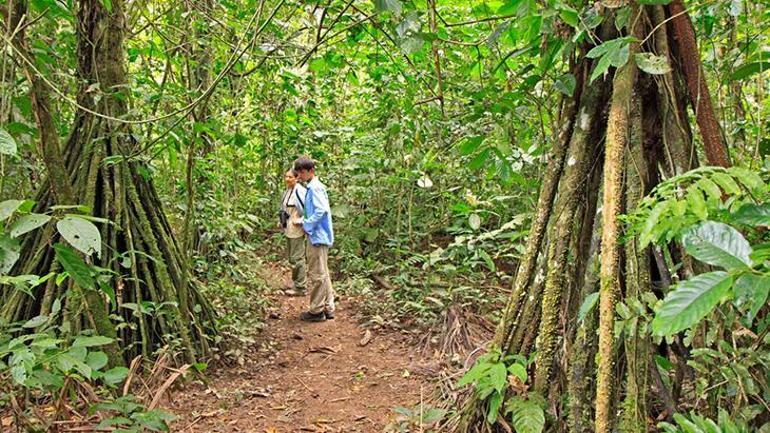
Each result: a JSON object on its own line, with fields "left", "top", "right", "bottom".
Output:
{"left": 302, "top": 177, "right": 334, "bottom": 246}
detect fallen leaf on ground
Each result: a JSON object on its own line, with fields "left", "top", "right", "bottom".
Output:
{"left": 358, "top": 330, "right": 372, "bottom": 346}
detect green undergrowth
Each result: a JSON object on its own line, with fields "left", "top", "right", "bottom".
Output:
{"left": 196, "top": 249, "right": 273, "bottom": 365}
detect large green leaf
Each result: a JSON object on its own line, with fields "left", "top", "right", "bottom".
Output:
{"left": 681, "top": 221, "right": 752, "bottom": 270}
{"left": 732, "top": 203, "right": 770, "bottom": 227}
{"left": 507, "top": 397, "right": 545, "bottom": 433}
{"left": 0, "top": 200, "right": 23, "bottom": 222}
{"left": 73, "top": 335, "right": 115, "bottom": 348}
{"left": 56, "top": 216, "right": 102, "bottom": 257}
{"left": 22, "top": 315, "right": 49, "bottom": 328}
{"left": 0, "top": 128, "right": 17, "bottom": 156}
{"left": 103, "top": 366, "right": 129, "bottom": 385}
{"left": 731, "top": 61, "right": 770, "bottom": 80}
{"left": 9, "top": 214, "right": 52, "bottom": 238}
{"left": 53, "top": 243, "right": 95, "bottom": 289}
{"left": 652, "top": 271, "right": 732, "bottom": 336}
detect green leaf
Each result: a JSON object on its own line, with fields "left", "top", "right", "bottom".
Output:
{"left": 0, "top": 128, "right": 17, "bottom": 156}
{"left": 554, "top": 73, "right": 576, "bottom": 96}
{"left": 681, "top": 221, "right": 752, "bottom": 270}
{"left": 0, "top": 235, "right": 21, "bottom": 274}
{"left": 489, "top": 362, "right": 508, "bottom": 392}
{"left": 73, "top": 335, "right": 114, "bottom": 348}
{"left": 9, "top": 214, "right": 52, "bottom": 238}
{"left": 0, "top": 199, "right": 23, "bottom": 221}
{"left": 400, "top": 36, "right": 424, "bottom": 55}
{"left": 637, "top": 0, "right": 671, "bottom": 5}
{"left": 103, "top": 366, "right": 129, "bottom": 385}
{"left": 487, "top": 392, "right": 503, "bottom": 424}
{"left": 727, "top": 167, "right": 764, "bottom": 191}
{"left": 697, "top": 178, "right": 723, "bottom": 202}
{"left": 459, "top": 136, "right": 484, "bottom": 155}
{"left": 56, "top": 353, "right": 92, "bottom": 378}
{"left": 469, "top": 149, "right": 490, "bottom": 170}
{"left": 100, "top": 281, "right": 116, "bottom": 305}
{"left": 11, "top": 364, "right": 27, "bottom": 384}
{"left": 686, "top": 185, "right": 707, "bottom": 221}
{"left": 558, "top": 7, "right": 579, "bottom": 27}
{"left": 733, "top": 274, "right": 770, "bottom": 323}
{"left": 99, "top": 0, "right": 112, "bottom": 12}
{"left": 635, "top": 53, "right": 672, "bottom": 75}
{"left": 651, "top": 271, "right": 732, "bottom": 336}
{"left": 373, "top": 0, "right": 401, "bottom": 14}
{"left": 478, "top": 249, "right": 496, "bottom": 272}
{"left": 589, "top": 53, "right": 612, "bottom": 83}
{"left": 131, "top": 409, "right": 175, "bottom": 432}
{"left": 712, "top": 172, "right": 741, "bottom": 196}
{"left": 609, "top": 43, "right": 630, "bottom": 67}
{"left": 732, "top": 203, "right": 770, "bottom": 227}
{"left": 614, "top": 6, "right": 631, "bottom": 30}
{"left": 508, "top": 363, "right": 527, "bottom": 382}
{"left": 457, "top": 362, "right": 492, "bottom": 387}
{"left": 86, "top": 351, "right": 109, "bottom": 371}
{"left": 577, "top": 292, "right": 599, "bottom": 322}
{"left": 22, "top": 315, "right": 49, "bottom": 328}
{"left": 57, "top": 216, "right": 102, "bottom": 257}
{"left": 54, "top": 243, "right": 95, "bottom": 289}
{"left": 731, "top": 62, "right": 770, "bottom": 80}
{"left": 508, "top": 397, "right": 545, "bottom": 433}
{"left": 497, "top": 0, "right": 525, "bottom": 15}
{"left": 640, "top": 200, "right": 670, "bottom": 247}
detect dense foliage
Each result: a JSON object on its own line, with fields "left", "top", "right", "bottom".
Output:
{"left": 2, "top": 0, "right": 770, "bottom": 431}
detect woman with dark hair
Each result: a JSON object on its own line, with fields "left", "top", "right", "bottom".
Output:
{"left": 280, "top": 169, "right": 307, "bottom": 296}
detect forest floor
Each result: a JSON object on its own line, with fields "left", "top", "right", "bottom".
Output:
{"left": 165, "top": 264, "right": 431, "bottom": 433}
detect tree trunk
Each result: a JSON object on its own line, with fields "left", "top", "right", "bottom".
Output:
{"left": 449, "top": 2, "right": 726, "bottom": 431}
{"left": 668, "top": 0, "right": 730, "bottom": 167}
{"left": 595, "top": 10, "right": 641, "bottom": 432}
{"left": 3, "top": 0, "right": 216, "bottom": 363}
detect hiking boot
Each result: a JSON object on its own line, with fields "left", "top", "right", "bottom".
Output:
{"left": 284, "top": 289, "right": 306, "bottom": 297}
{"left": 299, "top": 311, "right": 326, "bottom": 322}
{"left": 324, "top": 310, "right": 335, "bottom": 320}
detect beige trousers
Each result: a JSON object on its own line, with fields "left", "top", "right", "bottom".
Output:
{"left": 287, "top": 236, "right": 306, "bottom": 291}
{"left": 307, "top": 242, "right": 335, "bottom": 314}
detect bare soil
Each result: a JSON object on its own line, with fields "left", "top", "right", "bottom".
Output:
{"left": 166, "top": 268, "right": 429, "bottom": 433}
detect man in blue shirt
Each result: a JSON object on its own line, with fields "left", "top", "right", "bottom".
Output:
{"left": 294, "top": 156, "right": 335, "bottom": 322}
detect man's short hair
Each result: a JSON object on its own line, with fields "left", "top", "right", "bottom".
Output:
{"left": 294, "top": 156, "right": 315, "bottom": 172}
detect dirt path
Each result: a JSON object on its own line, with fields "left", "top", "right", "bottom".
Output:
{"left": 167, "top": 268, "right": 427, "bottom": 432}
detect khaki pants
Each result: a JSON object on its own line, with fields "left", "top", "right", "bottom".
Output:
{"left": 307, "top": 242, "right": 335, "bottom": 314}
{"left": 287, "top": 236, "right": 306, "bottom": 291}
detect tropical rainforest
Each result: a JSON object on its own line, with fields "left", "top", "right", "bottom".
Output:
{"left": 1, "top": 0, "right": 769, "bottom": 431}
